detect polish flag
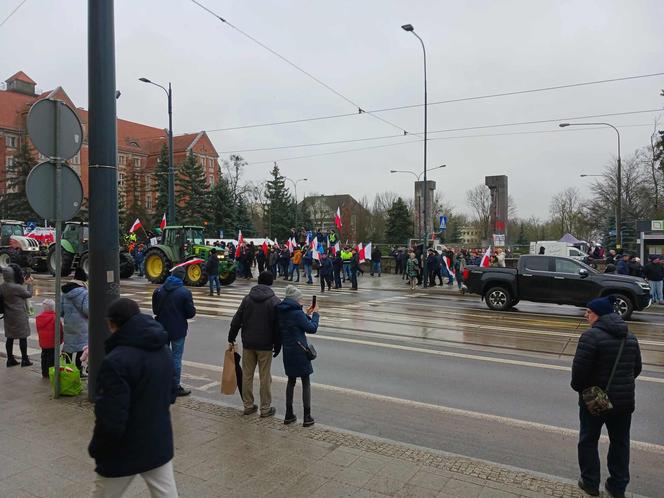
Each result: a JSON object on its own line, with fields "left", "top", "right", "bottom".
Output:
{"left": 480, "top": 246, "right": 492, "bottom": 268}
{"left": 129, "top": 218, "right": 142, "bottom": 233}
{"left": 159, "top": 213, "right": 167, "bottom": 230}
{"left": 235, "top": 230, "right": 244, "bottom": 258}
{"left": 311, "top": 236, "right": 320, "bottom": 261}
{"left": 288, "top": 237, "right": 296, "bottom": 254}
{"left": 332, "top": 241, "right": 340, "bottom": 256}
{"left": 442, "top": 255, "right": 456, "bottom": 278}
{"left": 262, "top": 240, "right": 269, "bottom": 256}
{"left": 335, "top": 207, "right": 342, "bottom": 230}
{"left": 360, "top": 242, "right": 372, "bottom": 263}
{"left": 356, "top": 242, "right": 363, "bottom": 262}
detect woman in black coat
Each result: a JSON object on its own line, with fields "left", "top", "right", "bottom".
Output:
{"left": 277, "top": 286, "right": 319, "bottom": 427}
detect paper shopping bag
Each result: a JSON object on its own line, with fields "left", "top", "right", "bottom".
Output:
{"left": 221, "top": 344, "right": 237, "bottom": 395}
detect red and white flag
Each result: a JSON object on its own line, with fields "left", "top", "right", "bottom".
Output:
{"left": 331, "top": 241, "right": 340, "bottom": 256}
{"left": 129, "top": 218, "right": 142, "bottom": 233}
{"left": 160, "top": 213, "right": 167, "bottom": 230}
{"left": 262, "top": 240, "right": 269, "bottom": 256}
{"left": 288, "top": 237, "right": 296, "bottom": 254}
{"left": 235, "top": 230, "right": 244, "bottom": 258}
{"left": 480, "top": 246, "right": 492, "bottom": 268}
{"left": 442, "top": 255, "right": 456, "bottom": 278}
{"left": 171, "top": 258, "right": 204, "bottom": 271}
{"left": 360, "top": 242, "right": 372, "bottom": 263}
{"left": 311, "top": 237, "right": 320, "bottom": 261}
{"left": 335, "top": 207, "right": 342, "bottom": 230}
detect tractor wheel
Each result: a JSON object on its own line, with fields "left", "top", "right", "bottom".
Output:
{"left": 119, "top": 252, "right": 135, "bottom": 279}
{"left": 185, "top": 262, "right": 208, "bottom": 287}
{"left": 144, "top": 248, "right": 171, "bottom": 284}
{"left": 219, "top": 269, "right": 236, "bottom": 286}
{"left": 47, "top": 245, "right": 73, "bottom": 276}
{"left": 79, "top": 253, "right": 90, "bottom": 277}
{"left": 0, "top": 248, "right": 16, "bottom": 267}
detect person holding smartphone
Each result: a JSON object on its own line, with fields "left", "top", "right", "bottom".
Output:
{"left": 277, "top": 286, "right": 319, "bottom": 427}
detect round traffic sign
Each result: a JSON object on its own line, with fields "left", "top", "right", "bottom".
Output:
{"left": 26, "top": 161, "right": 83, "bottom": 221}
{"left": 27, "top": 99, "right": 83, "bottom": 160}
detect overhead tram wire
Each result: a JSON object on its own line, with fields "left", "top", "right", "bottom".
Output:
{"left": 204, "top": 71, "right": 664, "bottom": 133}
{"left": 222, "top": 108, "right": 662, "bottom": 154}
{"left": 243, "top": 122, "right": 655, "bottom": 167}
{"left": 188, "top": 0, "right": 417, "bottom": 137}
{"left": 0, "top": 0, "right": 28, "bottom": 29}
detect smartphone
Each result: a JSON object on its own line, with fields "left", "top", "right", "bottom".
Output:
{"left": 312, "top": 295, "right": 317, "bottom": 308}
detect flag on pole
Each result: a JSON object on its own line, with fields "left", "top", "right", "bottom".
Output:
{"left": 311, "top": 236, "right": 320, "bottom": 261}
{"left": 480, "top": 246, "right": 492, "bottom": 268}
{"left": 335, "top": 207, "right": 342, "bottom": 230}
{"left": 360, "top": 242, "right": 372, "bottom": 263}
{"left": 129, "top": 218, "right": 142, "bottom": 233}
{"left": 159, "top": 213, "right": 167, "bottom": 230}
{"left": 288, "top": 237, "right": 296, "bottom": 254}
{"left": 235, "top": 230, "right": 244, "bottom": 258}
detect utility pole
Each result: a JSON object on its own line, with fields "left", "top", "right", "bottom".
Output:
{"left": 87, "top": 0, "right": 119, "bottom": 401}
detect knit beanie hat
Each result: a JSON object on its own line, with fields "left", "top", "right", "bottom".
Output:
{"left": 284, "top": 285, "right": 302, "bottom": 301}
{"left": 258, "top": 271, "right": 274, "bottom": 286}
{"left": 587, "top": 296, "right": 615, "bottom": 316}
{"left": 106, "top": 297, "right": 141, "bottom": 327}
{"left": 172, "top": 266, "right": 186, "bottom": 280}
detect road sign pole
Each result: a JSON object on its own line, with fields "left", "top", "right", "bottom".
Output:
{"left": 53, "top": 101, "right": 62, "bottom": 398}
{"left": 88, "top": 0, "right": 119, "bottom": 402}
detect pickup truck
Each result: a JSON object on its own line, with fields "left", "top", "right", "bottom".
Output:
{"left": 463, "top": 255, "right": 651, "bottom": 319}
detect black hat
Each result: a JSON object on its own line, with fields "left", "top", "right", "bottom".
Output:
{"left": 106, "top": 298, "right": 140, "bottom": 327}
{"left": 258, "top": 271, "right": 274, "bottom": 286}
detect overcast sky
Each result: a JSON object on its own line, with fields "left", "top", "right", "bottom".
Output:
{"left": 2, "top": 0, "right": 663, "bottom": 219}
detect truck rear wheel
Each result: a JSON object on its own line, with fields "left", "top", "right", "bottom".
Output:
{"left": 609, "top": 293, "right": 634, "bottom": 320}
{"left": 486, "top": 286, "right": 513, "bottom": 312}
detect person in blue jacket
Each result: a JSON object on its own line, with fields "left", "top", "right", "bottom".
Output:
{"left": 319, "top": 252, "right": 334, "bottom": 292}
{"left": 152, "top": 266, "right": 196, "bottom": 397}
{"left": 277, "top": 285, "right": 319, "bottom": 427}
{"left": 615, "top": 254, "right": 631, "bottom": 275}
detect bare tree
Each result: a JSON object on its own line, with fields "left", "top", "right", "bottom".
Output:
{"left": 549, "top": 187, "right": 584, "bottom": 237}
{"left": 636, "top": 118, "right": 663, "bottom": 213}
{"left": 466, "top": 184, "right": 491, "bottom": 239}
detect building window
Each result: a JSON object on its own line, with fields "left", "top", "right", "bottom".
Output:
{"left": 6, "top": 156, "right": 14, "bottom": 168}
{"left": 118, "top": 154, "right": 126, "bottom": 165}
{"left": 5, "top": 135, "right": 17, "bottom": 148}
{"left": 146, "top": 195, "right": 152, "bottom": 210}
{"left": 133, "top": 157, "right": 141, "bottom": 168}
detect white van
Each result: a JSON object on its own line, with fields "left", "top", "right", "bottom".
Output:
{"left": 529, "top": 241, "right": 586, "bottom": 260}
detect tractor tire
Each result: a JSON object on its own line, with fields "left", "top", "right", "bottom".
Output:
{"left": 485, "top": 286, "right": 513, "bottom": 312}
{"left": 47, "top": 245, "right": 73, "bottom": 276}
{"left": 119, "top": 252, "right": 135, "bottom": 279}
{"left": 79, "top": 253, "right": 90, "bottom": 277}
{"left": 0, "top": 248, "right": 16, "bottom": 267}
{"left": 219, "top": 269, "right": 237, "bottom": 286}
{"left": 144, "top": 248, "right": 171, "bottom": 284}
{"left": 185, "top": 262, "right": 208, "bottom": 287}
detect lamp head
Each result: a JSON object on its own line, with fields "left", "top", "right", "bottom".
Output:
{"left": 559, "top": 123, "right": 570, "bottom": 128}
{"left": 401, "top": 24, "right": 414, "bottom": 32}
{"left": 390, "top": 170, "right": 397, "bottom": 173}
{"left": 302, "top": 178, "right": 308, "bottom": 181}
{"left": 139, "top": 77, "right": 151, "bottom": 83}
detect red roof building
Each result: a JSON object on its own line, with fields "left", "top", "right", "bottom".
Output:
{"left": 0, "top": 71, "right": 220, "bottom": 217}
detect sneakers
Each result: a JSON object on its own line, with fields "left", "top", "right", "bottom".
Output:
{"left": 176, "top": 386, "right": 191, "bottom": 397}
{"left": 243, "top": 404, "right": 258, "bottom": 415}
{"left": 604, "top": 481, "right": 625, "bottom": 498}
{"left": 577, "top": 479, "right": 599, "bottom": 497}
{"left": 6, "top": 357, "right": 19, "bottom": 367}
{"left": 260, "top": 407, "right": 276, "bottom": 418}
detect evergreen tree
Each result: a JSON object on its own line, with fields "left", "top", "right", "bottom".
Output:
{"left": 176, "top": 150, "right": 211, "bottom": 226}
{"left": 385, "top": 197, "right": 412, "bottom": 244}
{"left": 153, "top": 144, "right": 170, "bottom": 225}
{"left": 516, "top": 222, "right": 528, "bottom": 245}
{"left": 4, "top": 140, "right": 38, "bottom": 221}
{"left": 264, "top": 164, "right": 293, "bottom": 241}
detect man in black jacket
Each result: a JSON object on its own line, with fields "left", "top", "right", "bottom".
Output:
{"left": 207, "top": 248, "right": 220, "bottom": 296}
{"left": 571, "top": 296, "right": 642, "bottom": 498}
{"left": 89, "top": 298, "right": 178, "bottom": 497}
{"left": 644, "top": 255, "right": 663, "bottom": 304}
{"left": 228, "top": 271, "right": 281, "bottom": 417}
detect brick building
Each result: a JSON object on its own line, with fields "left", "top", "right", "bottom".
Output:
{"left": 0, "top": 71, "right": 220, "bottom": 217}
{"left": 301, "top": 194, "right": 371, "bottom": 243}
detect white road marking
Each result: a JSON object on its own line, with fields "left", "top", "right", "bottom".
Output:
{"left": 181, "top": 359, "right": 664, "bottom": 455}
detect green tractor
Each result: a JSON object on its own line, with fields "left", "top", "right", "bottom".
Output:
{"left": 143, "top": 225, "right": 237, "bottom": 286}
{"left": 47, "top": 222, "right": 135, "bottom": 278}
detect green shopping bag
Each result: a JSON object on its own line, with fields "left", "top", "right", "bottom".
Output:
{"left": 49, "top": 353, "right": 82, "bottom": 396}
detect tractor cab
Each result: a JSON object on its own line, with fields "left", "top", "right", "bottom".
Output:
{"left": 0, "top": 221, "right": 24, "bottom": 246}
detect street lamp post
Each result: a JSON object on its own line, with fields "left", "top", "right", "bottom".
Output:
{"left": 140, "top": 77, "right": 175, "bottom": 224}
{"left": 559, "top": 122, "right": 622, "bottom": 249}
{"left": 402, "top": 23, "right": 429, "bottom": 286}
{"left": 284, "top": 173, "right": 308, "bottom": 229}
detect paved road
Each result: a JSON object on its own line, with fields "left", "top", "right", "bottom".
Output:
{"left": 9, "top": 274, "right": 664, "bottom": 496}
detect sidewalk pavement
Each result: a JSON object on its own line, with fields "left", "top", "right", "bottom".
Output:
{"left": 1, "top": 364, "right": 627, "bottom": 498}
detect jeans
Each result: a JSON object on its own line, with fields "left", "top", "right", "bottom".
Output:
{"left": 650, "top": 280, "right": 663, "bottom": 303}
{"left": 209, "top": 274, "right": 220, "bottom": 294}
{"left": 170, "top": 338, "right": 186, "bottom": 387}
{"left": 343, "top": 263, "right": 351, "bottom": 281}
{"left": 286, "top": 375, "right": 311, "bottom": 417}
{"left": 371, "top": 261, "right": 381, "bottom": 275}
{"left": 578, "top": 405, "right": 631, "bottom": 493}
{"left": 91, "top": 460, "right": 178, "bottom": 498}
{"left": 290, "top": 264, "right": 300, "bottom": 282}
{"left": 242, "top": 349, "right": 273, "bottom": 415}
{"left": 304, "top": 263, "right": 313, "bottom": 283}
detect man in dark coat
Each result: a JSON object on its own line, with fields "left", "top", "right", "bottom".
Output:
{"left": 644, "top": 255, "right": 663, "bottom": 304}
{"left": 206, "top": 248, "right": 221, "bottom": 296}
{"left": 571, "top": 296, "right": 642, "bottom": 498}
{"left": 152, "top": 266, "right": 196, "bottom": 397}
{"left": 615, "top": 254, "right": 630, "bottom": 275}
{"left": 89, "top": 298, "right": 178, "bottom": 496}
{"left": 228, "top": 271, "right": 281, "bottom": 417}
{"left": 350, "top": 248, "right": 360, "bottom": 290}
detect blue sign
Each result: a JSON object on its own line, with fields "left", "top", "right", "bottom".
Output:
{"left": 439, "top": 215, "right": 448, "bottom": 231}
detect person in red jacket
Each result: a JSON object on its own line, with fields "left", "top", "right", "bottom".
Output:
{"left": 36, "top": 299, "right": 62, "bottom": 378}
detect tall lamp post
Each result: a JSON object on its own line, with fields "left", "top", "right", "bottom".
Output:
{"left": 139, "top": 77, "right": 175, "bottom": 224}
{"left": 284, "top": 173, "right": 308, "bottom": 228}
{"left": 559, "top": 122, "right": 622, "bottom": 249}
{"left": 402, "top": 23, "right": 429, "bottom": 286}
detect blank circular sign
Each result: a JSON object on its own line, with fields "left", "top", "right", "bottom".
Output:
{"left": 27, "top": 99, "right": 83, "bottom": 160}
{"left": 26, "top": 161, "right": 83, "bottom": 221}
